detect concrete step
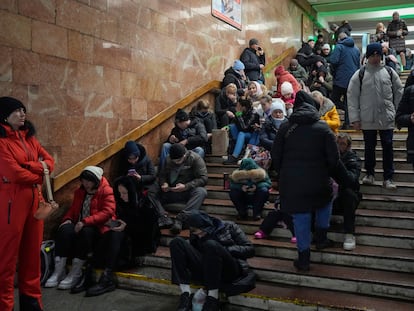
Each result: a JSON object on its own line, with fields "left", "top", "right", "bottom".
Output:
{"left": 132, "top": 245, "right": 414, "bottom": 303}
{"left": 360, "top": 193, "right": 414, "bottom": 212}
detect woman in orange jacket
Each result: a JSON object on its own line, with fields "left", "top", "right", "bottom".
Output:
{"left": 0, "top": 97, "right": 55, "bottom": 311}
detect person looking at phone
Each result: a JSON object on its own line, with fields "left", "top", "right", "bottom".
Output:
{"left": 156, "top": 144, "right": 208, "bottom": 235}
{"left": 120, "top": 141, "right": 173, "bottom": 229}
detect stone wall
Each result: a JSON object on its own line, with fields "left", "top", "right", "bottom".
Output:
{"left": 0, "top": 0, "right": 311, "bottom": 174}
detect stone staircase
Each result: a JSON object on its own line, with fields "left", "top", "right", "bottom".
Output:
{"left": 114, "top": 130, "right": 414, "bottom": 311}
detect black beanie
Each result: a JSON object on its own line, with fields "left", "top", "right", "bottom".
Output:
{"left": 175, "top": 109, "right": 189, "bottom": 122}
{"left": 124, "top": 141, "right": 140, "bottom": 158}
{"left": 169, "top": 144, "right": 186, "bottom": 160}
{"left": 0, "top": 97, "right": 26, "bottom": 123}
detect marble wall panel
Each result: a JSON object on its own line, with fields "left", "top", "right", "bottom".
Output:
{"left": 0, "top": 0, "right": 310, "bottom": 173}
{"left": 18, "top": 0, "right": 56, "bottom": 23}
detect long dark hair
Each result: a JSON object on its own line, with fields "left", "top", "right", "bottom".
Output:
{"left": 0, "top": 120, "right": 36, "bottom": 138}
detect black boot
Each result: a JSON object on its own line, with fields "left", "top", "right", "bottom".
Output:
{"left": 176, "top": 292, "right": 192, "bottom": 311}
{"left": 170, "top": 220, "right": 183, "bottom": 235}
{"left": 314, "top": 227, "right": 334, "bottom": 250}
{"left": 85, "top": 269, "right": 117, "bottom": 297}
{"left": 70, "top": 263, "right": 96, "bottom": 294}
{"left": 202, "top": 296, "right": 220, "bottom": 311}
{"left": 19, "top": 295, "right": 43, "bottom": 311}
{"left": 293, "top": 249, "right": 310, "bottom": 272}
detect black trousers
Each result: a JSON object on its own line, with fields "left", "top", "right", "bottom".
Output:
{"left": 331, "top": 85, "right": 349, "bottom": 126}
{"left": 332, "top": 188, "right": 360, "bottom": 234}
{"left": 170, "top": 237, "right": 241, "bottom": 290}
{"left": 259, "top": 209, "right": 295, "bottom": 236}
{"left": 55, "top": 223, "right": 124, "bottom": 270}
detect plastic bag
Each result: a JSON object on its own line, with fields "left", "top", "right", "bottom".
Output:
{"left": 192, "top": 288, "right": 206, "bottom": 311}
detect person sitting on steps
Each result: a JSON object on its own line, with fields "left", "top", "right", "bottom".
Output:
{"left": 170, "top": 210, "right": 255, "bottom": 311}
{"left": 154, "top": 144, "right": 208, "bottom": 235}
{"left": 45, "top": 166, "right": 120, "bottom": 297}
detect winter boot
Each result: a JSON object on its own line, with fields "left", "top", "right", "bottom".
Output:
{"left": 85, "top": 269, "right": 117, "bottom": 297}
{"left": 19, "top": 294, "right": 43, "bottom": 311}
{"left": 314, "top": 227, "right": 334, "bottom": 250}
{"left": 70, "top": 262, "right": 96, "bottom": 294}
{"left": 44, "top": 257, "right": 67, "bottom": 288}
{"left": 202, "top": 296, "right": 220, "bottom": 311}
{"left": 58, "top": 258, "right": 85, "bottom": 290}
{"left": 170, "top": 219, "right": 183, "bottom": 235}
{"left": 293, "top": 249, "right": 310, "bottom": 272}
{"left": 176, "top": 292, "right": 192, "bottom": 311}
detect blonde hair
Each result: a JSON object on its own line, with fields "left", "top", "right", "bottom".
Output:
{"left": 311, "top": 90, "right": 324, "bottom": 104}
{"left": 225, "top": 83, "right": 237, "bottom": 95}
{"left": 376, "top": 22, "right": 385, "bottom": 33}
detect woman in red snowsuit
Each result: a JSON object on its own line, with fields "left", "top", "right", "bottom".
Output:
{"left": 0, "top": 97, "right": 54, "bottom": 311}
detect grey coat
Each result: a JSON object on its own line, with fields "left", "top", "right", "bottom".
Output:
{"left": 347, "top": 62, "right": 403, "bottom": 130}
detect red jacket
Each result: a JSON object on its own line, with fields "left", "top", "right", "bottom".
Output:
{"left": 63, "top": 177, "right": 116, "bottom": 234}
{"left": 0, "top": 123, "right": 54, "bottom": 186}
{"left": 276, "top": 71, "right": 301, "bottom": 98}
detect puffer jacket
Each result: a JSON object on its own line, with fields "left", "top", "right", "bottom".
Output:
{"left": 271, "top": 100, "right": 340, "bottom": 214}
{"left": 62, "top": 176, "right": 116, "bottom": 234}
{"left": 240, "top": 48, "right": 261, "bottom": 81}
{"left": 330, "top": 36, "right": 360, "bottom": 88}
{"left": 167, "top": 118, "right": 208, "bottom": 150}
{"left": 319, "top": 97, "right": 340, "bottom": 133}
{"left": 230, "top": 158, "right": 271, "bottom": 191}
{"left": 396, "top": 84, "right": 414, "bottom": 164}
{"left": 347, "top": 62, "right": 403, "bottom": 130}
{"left": 189, "top": 217, "right": 255, "bottom": 274}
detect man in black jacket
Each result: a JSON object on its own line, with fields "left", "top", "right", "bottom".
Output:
{"left": 332, "top": 133, "right": 362, "bottom": 251}
{"left": 170, "top": 210, "right": 255, "bottom": 311}
{"left": 240, "top": 38, "right": 263, "bottom": 82}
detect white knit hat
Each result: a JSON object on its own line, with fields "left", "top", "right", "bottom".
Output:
{"left": 271, "top": 98, "right": 287, "bottom": 116}
{"left": 83, "top": 166, "right": 103, "bottom": 182}
{"left": 281, "top": 81, "right": 294, "bottom": 96}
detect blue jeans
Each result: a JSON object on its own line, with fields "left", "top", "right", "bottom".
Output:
{"left": 362, "top": 129, "right": 394, "bottom": 180}
{"left": 159, "top": 142, "right": 205, "bottom": 169}
{"left": 229, "top": 124, "right": 259, "bottom": 158}
{"left": 292, "top": 201, "right": 332, "bottom": 252}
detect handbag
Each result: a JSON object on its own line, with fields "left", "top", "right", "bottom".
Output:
{"left": 34, "top": 161, "right": 59, "bottom": 220}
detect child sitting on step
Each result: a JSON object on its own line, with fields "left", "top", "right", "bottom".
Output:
{"left": 254, "top": 197, "right": 296, "bottom": 243}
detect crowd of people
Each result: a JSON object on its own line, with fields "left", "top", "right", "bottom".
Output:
{"left": 1, "top": 10, "right": 413, "bottom": 311}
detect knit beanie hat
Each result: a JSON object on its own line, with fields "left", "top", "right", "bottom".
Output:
{"left": 0, "top": 97, "right": 26, "bottom": 123}
{"left": 232, "top": 60, "right": 245, "bottom": 71}
{"left": 366, "top": 42, "right": 383, "bottom": 58}
{"left": 270, "top": 98, "right": 287, "bottom": 116}
{"left": 322, "top": 43, "right": 330, "bottom": 51}
{"left": 175, "top": 109, "right": 189, "bottom": 122}
{"left": 124, "top": 141, "right": 140, "bottom": 158}
{"left": 80, "top": 166, "right": 103, "bottom": 187}
{"left": 169, "top": 143, "right": 186, "bottom": 160}
{"left": 281, "top": 81, "right": 294, "bottom": 96}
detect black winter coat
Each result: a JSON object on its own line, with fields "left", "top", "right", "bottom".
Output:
{"left": 335, "top": 149, "right": 361, "bottom": 192}
{"left": 167, "top": 118, "right": 208, "bottom": 151}
{"left": 396, "top": 85, "right": 414, "bottom": 164}
{"left": 222, "top": 67, "right": 246, "bottom": 93}
{"left": 234, "top": 108, "right": 260, "bottom": 133}
{"left": 119, "top": 142, "right": 157, "bottom": 187}
{"left": 240, "top": 48, "right": 261, "bottom": 81}
{"left": 271, "top": 103, "right": 340, "bottom": 214}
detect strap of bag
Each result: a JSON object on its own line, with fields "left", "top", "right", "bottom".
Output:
{"left": 40, "top": 161, "right": 54, "bottom": 202}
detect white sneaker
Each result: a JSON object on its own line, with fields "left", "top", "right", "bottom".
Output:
{"left": 343, "top": 234, "right": 356, "bottom": 251}
{"left": 383, "top": 179, "right": 397, "bottom": 190}
{"left": 362, "top": 175, "right": 375, "bottom": 185}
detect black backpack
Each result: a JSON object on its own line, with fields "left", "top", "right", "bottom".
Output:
{"left": 40, "top": 240, "right": 55, "bottom": 285}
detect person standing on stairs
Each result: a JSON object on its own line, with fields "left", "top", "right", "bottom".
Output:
{"left": 348, "top": 42, "right": 404, "bottom": 190}
{"left": 332, "top": 133, "right": 362, "bottom": 250}
{"left": 45, "top": 166, "right": 120, "bottom": 297}
{"left": 0, "top": 97, "right": 55, "bottom": 311}
{"left": 271, "top": 91, "right": 342, "bottom": 272}
{"left": 396, "top": 69, "right": 414, "bottom": 170}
